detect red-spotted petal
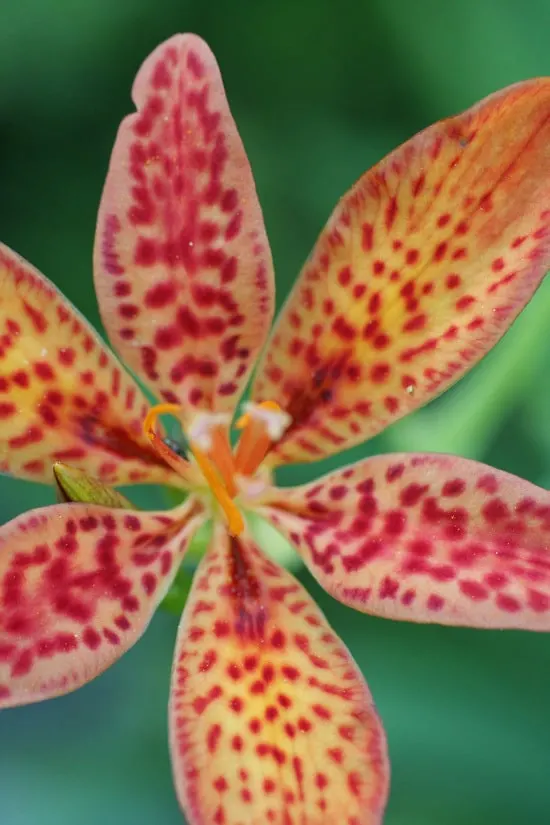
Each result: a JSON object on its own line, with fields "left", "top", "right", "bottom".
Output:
{"left": 169, "top": 527, "right": 388, "bottom": 825}
{"left": 0, "top": 243, "right": 178, "bottom": 487}
{"left": 259, "top": 454, "right": 550, "bottom": 628}
{"left": 0, "top": 497, "right": 204, "bottom": 707}
{"left": 253, "top": 79, "right": 550, "bottom": 465}
{"left": 94, "top": 34, "right": 274, "bottom": 420}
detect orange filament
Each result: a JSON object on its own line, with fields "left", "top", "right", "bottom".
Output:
{"left": 210, "top": 426, "right": 237, "bottom": 497}
{"left": 234, "top": 400, "right": 284, "bottom": 476}
{"left": 143, "top": 403, "right": 244, "bottom": 536}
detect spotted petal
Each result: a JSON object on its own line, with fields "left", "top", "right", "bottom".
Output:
{"left": 0, "top": 497, "right": 204, "bottom": 707}
{"left": 253, "top": 79, "right": 550, "bottom": 465}
{"left": 259, "top": 454, "right": 550, "bottom": 628}
{"left": 94, "top": 34, "right": 274, "bottom": 421}
{"left": 0, "top": 243, "right": 178, "bottom": 486}
{"left": 169, "top": 527, "right": 388, "bottom": 825}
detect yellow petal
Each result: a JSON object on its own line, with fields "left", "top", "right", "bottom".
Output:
{"left": 0, "top": 497, "right": 204, "bottom": 708}
{"left": 169, "top": 526, "right": 388, "bottom": 825}
{"left": 253, "top": 78, "right": 550, "bottom": 465}
{"left": 94, "top": 34, "right": 274, "bottom": 420}
{"left": 260, "top": 453, "right": 550, "bottom": 629}
{"left": 0, "top": 243, "right": 178, "bottom": 487}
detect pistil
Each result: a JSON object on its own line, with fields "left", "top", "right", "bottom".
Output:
{"left": 143, "top": 403, "right": 244, "bottom": 536}
{"left": 189, "top": 442, "right": 243, "bottom": 535}
{"left": 142, "top": 400, "right": 290, "bottom": 536}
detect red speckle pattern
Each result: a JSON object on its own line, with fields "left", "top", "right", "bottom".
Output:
{"left": 170, "top": 528, "right": 388, "bottom": 825}
{"left": 94, "top": 34, "right": 274, "bottom": 420}
{"left": 0, "top": 498, "right": 204, "bottom": 708}
{"left": 252, "top": 79, "right": 550, "bottom": 465}
{"left": 260, "top": 453, "right": 550, "bottom": 629}
{"left": 0, "top": 243, "right": 177, "bottom": 487}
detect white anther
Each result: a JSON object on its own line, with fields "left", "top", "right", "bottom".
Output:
{"left": 187, "top": 412, "right": 231, "bottom": 451}
{"left": 241, "top": 402, "right": 292, "bottom": 441}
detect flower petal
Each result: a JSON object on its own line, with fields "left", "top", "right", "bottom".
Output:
{"left": 94, "top": 34, "right": 274, "bottom": 420}
{"left": 259, "top": 454, "right": 550, "bottom": 629}
{"left": 253, "top": 79, "right": 550, "bottom": 465}
{"left": 0, "top": 243, "right": 178, "bottom": 486}
{"left": 0, "top": 497, "right": 204, "bottom": 708}
{"left": 169, "top": 527, "right": 388, "bottom": 825}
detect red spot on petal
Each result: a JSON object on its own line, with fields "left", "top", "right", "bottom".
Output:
{"left": 145, "top": 281, "right": 177, "bottom": 308}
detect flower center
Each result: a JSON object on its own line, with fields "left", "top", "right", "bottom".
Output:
{"left": 142, "top": 401, "right": 290, "bottom": 536}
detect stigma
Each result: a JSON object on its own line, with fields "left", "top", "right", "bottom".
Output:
{"left": 142, "top": 401, "right": 290, "bottom": 536}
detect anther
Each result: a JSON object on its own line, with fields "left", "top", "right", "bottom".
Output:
{"left": 234, "top": 401, "right": 291, "bottom": 476}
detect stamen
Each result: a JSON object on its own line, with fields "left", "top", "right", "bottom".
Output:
{"left": 187, "top": 411, "right": 231, "bottom": 451}
{"left": 210, "top": 426, "right": 237, "bottom": 497}
{"left": 234, "top": 401, "right": 291, "bottom": 476}
{"left": 235, "top": 400, "right": 289, "bottom": 436}
{"left": 187, "top": 410, "right": 237, "bottom": 495}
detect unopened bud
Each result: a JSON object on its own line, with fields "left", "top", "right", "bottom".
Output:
{"left": 53, "top": 462, "right": 136, "bottom": 509}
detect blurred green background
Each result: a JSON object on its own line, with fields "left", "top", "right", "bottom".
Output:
{"left": 1, "top": 0, "right": 550, "bottom": 823}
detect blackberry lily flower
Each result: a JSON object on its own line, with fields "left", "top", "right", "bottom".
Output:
{"left": 1, "top": 33, "right": 550, "bottom": 825}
